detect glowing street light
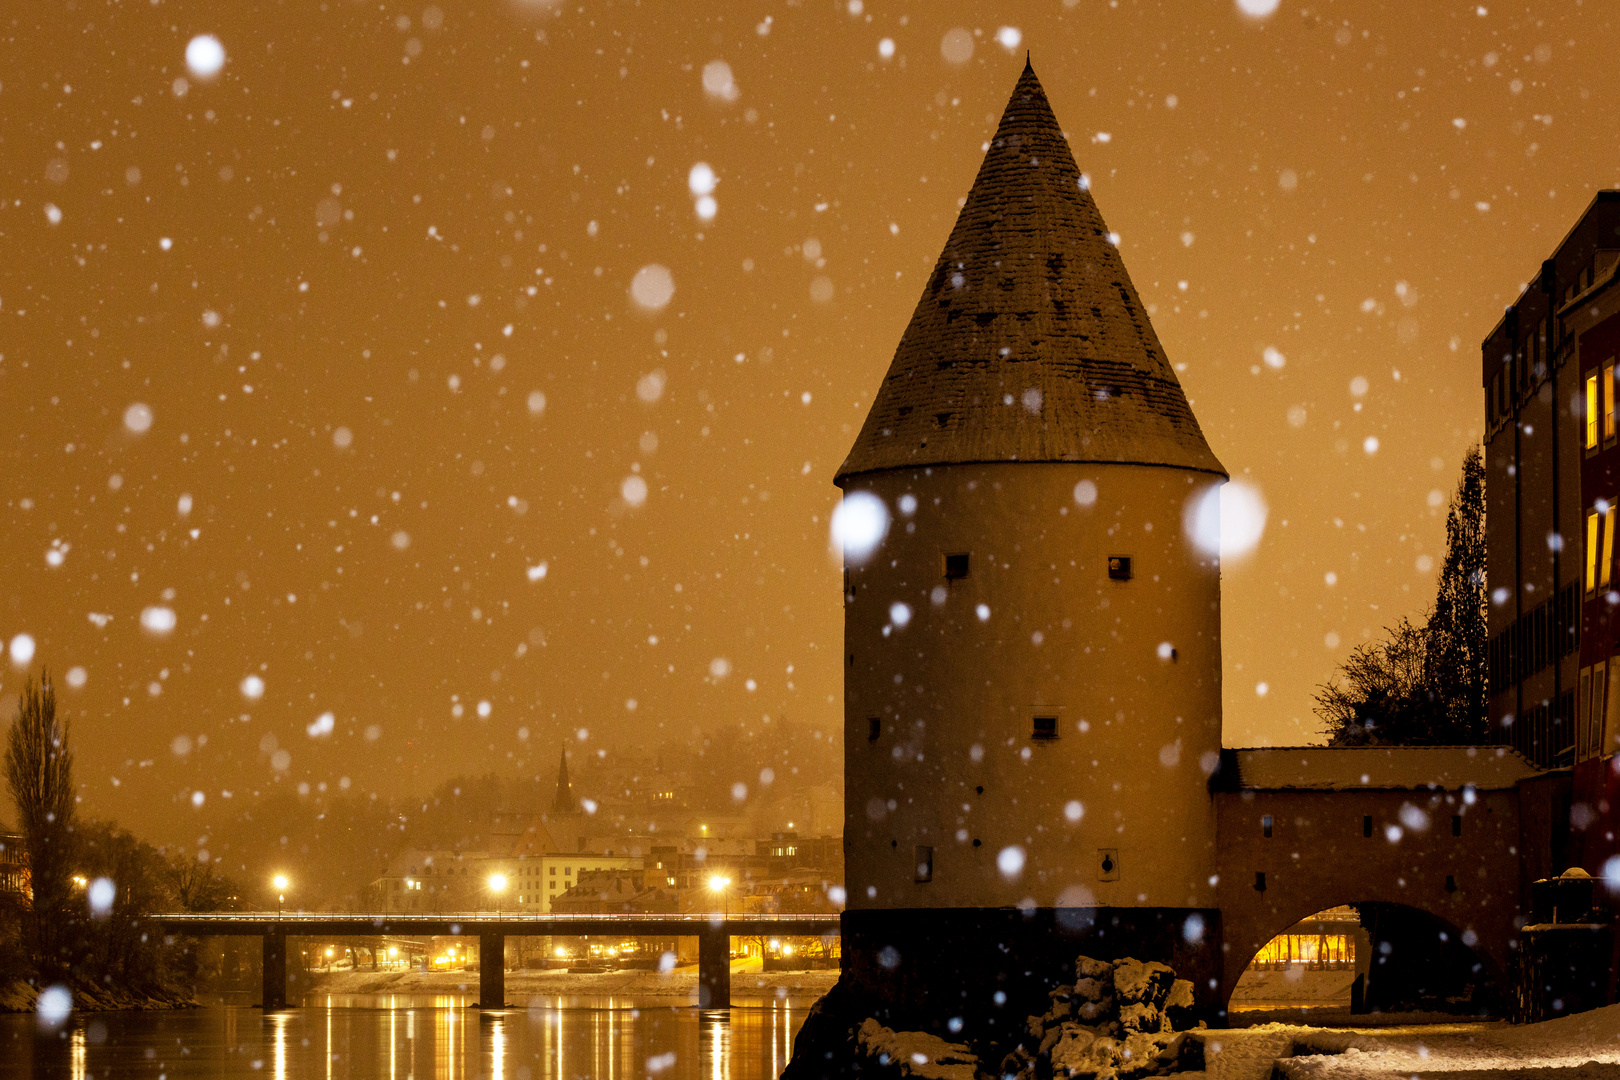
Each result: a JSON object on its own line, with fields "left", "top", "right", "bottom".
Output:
{"left": 272, "top": 874, "right": 290, "bottom": 917}
{"left": 709, "top": 875, "right": 732, "bottom": 919}
{"left": 488, "top": 871, "right": 508, "bottom": 924}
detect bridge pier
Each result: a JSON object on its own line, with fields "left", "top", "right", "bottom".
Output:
{"left": 262, "top": 930, "right": 287, "bottom": 1010}
{"left": 479, "top": 931, "right": 505, "bottom": 1008}
{"left": 697, "top": 924, "right": 730, "bottom": 1009}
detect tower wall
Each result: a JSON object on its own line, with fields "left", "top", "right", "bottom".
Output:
{"left": 838, "top": 462, "right": 1225, "bottom": 1026}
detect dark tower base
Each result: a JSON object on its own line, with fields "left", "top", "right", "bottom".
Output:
{"left": 785, "top": 907, "right": 1222, "bottom": 1079}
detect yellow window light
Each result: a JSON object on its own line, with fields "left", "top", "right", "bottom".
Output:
{"left": 1588, "top": 374, "right": 1600, "bottom": 449}
{"left": 1607, "top": 363, "right": 1617, "bottom": 441}
{"left": 1588, "top": 511, "right": 1601, "bottom": 595}
{"left": 1604, "top": 505, "right": 1616, "bottom": 589}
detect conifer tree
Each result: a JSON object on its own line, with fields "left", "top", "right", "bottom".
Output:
{"left": 1316, "top": 448, "right": 1487, "bottom": 745}
{"left": 1424, "top": 446, "right": 1488, "bottom": 742}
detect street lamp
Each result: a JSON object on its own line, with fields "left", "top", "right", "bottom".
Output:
{"left": 272, "top": 874, "right": 290, "bottom": 917}
{"left": 708, "top": 875, "right": 732, "bottom": 919}
{"left": 488, "top": 872, "right": 508, "bottom": 922}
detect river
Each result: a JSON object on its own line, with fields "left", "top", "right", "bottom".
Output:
{"left": 0, "top": 993, "right": 814, "bottom": 1079}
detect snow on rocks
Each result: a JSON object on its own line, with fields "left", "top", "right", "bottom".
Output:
{"left": 1002, "top": 955, "right": 1202, "bottom": 1079}
{"left": 853, "top": 1018, "right": 980, "bottom": 1079}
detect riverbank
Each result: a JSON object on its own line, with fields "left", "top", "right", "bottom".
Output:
{"left": 0, "top": 979, "right": 195, "bottom": 1014}
{"left": 308, "top": 962, "right": 840, "bottom": 1001}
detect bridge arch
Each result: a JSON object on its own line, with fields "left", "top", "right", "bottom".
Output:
{"left": 1213, "top": 776, "right": 1527, "bottom": 1016}
{"left": 1222, "top": 897, "right": 1507, "bottom": 1015}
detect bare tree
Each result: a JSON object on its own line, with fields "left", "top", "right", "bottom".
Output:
{"left": 4, "top": 672, "right": 77, "bottom": 977}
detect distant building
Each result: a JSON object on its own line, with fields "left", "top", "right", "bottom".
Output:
{"left": 508, "top": 853, "right": 639, "bottom": 912}
{"left": 0, "top": 831, "right": 27, "bottom": 900}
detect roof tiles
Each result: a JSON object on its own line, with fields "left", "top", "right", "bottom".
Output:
{"left": 837, "top": 62, "right": 1224, "bottom": 483}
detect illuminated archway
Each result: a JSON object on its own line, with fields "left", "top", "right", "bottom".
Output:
{"left": 1226, "top": 899, "right": 1505, "bottom": 1017}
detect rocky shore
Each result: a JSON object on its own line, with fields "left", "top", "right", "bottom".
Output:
{"left": 0, "top": 979, "right": 196, "bottom": 1014}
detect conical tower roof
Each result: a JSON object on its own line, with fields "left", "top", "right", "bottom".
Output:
{"left": 837, "top": 62, "right": 1224, "bottom": 483}
{"left": 551, "top": 746, "right": 576, "bottom": 814}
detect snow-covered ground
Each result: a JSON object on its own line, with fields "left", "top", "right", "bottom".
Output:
{"left": 1209, "top": 1005, "right": 1620, "bottom": 1079}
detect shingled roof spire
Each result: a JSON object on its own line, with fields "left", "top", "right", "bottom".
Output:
{"left": 836, "top": 63, "right": 1224, "bottom": 482}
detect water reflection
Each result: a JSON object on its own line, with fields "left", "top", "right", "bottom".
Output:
{"left": 271, "top": 1010, "right": 289, "bottom": 1080}
{"left": 0, "top": 994, "right": 814, "bottom": 1080}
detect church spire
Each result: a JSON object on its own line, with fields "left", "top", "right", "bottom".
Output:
{"left": 837, "top": 62, "right": 1224, "bottom": 483}
{"left": 551, "top": 746, "right": 577, "bottom": 813}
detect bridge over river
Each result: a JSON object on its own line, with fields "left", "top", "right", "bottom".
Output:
{"left": 156, "top": 912, "right": 842, "bottom": 1010}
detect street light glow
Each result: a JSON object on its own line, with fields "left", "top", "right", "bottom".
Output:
{"left": 708, "top": 875, "right": 731, "bottom": 892}
{"left": 489, "top": 873, "right": 508, "bottom": 892}
{"left": 273, "top": 874, "right": 289, "bottom": 891}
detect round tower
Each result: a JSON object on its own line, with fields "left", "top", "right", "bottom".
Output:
{"left": 835, "top": 62, "right": 1227, "bottom": 1033}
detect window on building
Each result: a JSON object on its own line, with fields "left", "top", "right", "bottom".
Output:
{"left": 1606, "top": 506, "right": 1617, "bottom": 590}
{"left": 1363, "top": 815, "right": 1373, "bottom": 838}
{"left": 1031, "top": 715, "right": 1058, "bottom": 740}
{"left": 1597, "top": 666, "right": 1609, "bottom": 756}
{"left": 1254, "top": 872, "right": 1267, "bottom": 892}
{"left": 868, "top": 717, "right": 881, "bottom": 741}
{"left": 1452, "top": 815, "right": 1462, "bottom": 837}
{"left": 1108, "top": 555, "right": 1133, "bottom": 581}
{"left": 1587, "top": 373, "right": 1600, "bottom": 449}
{"left": 942, "top": 552, "right": 970, "bottom": 580}
{"left": 1606, "top": 363, "right": 1617, "bottom": 441}
{"left": 914, "top": 845, "right": 933, "bottom": 883}
{"left": 1262, "top": 815, "right": 1273, "bottom": 838}
{"left": 1588, "top": 511, "right": 1602, "bottom": 595}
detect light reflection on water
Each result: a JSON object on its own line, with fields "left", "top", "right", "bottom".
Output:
{"left": 0, "top": 994, "right": 810, "bottom": 1080}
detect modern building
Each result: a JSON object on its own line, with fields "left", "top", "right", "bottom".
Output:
{"left": 1482, "top": 192, "right": 1620, "bottom": 767}
{"left": 1557, "top": 243, "right": 1620, "bottom": 882}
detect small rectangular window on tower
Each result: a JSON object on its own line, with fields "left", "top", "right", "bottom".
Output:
{"left": 1452, "top": 814, "right": 1462, "bottom": 837}
{"left": 1108, "top": 555, "right": 1133, "bottom": 581}
{"left": 1254, "top": 872, "right": 1267, "bottom": 892}
{"left": 1363, "top": 815, "right": 1373, "bottom": 838}
{"left": 1031, "top": 715, "right": 1058, "bottom": 740}
{"left": 1262, "top": 815, "right": 1273, "bottom": 838}
{"left": 942, "top": 552, "right": 971, "bottom": 581}
{"left": 914, "top": 846, "right": 933, "bottom": 883}
{"left": 867, "top": 718, "right": 881, "bottom": 741}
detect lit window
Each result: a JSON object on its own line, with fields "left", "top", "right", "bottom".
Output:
{"left": 1606, "top": 363, "right": 1617, "bottom": 441}
{"left": 1587, "top": 510, "right": 1602, "bottom": 594}
{"left": 1605, "top": 505, "right": 1617, "bottom": 590}
{"left": 1587, "top": 374, "right": 1600, "bottom": 449}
